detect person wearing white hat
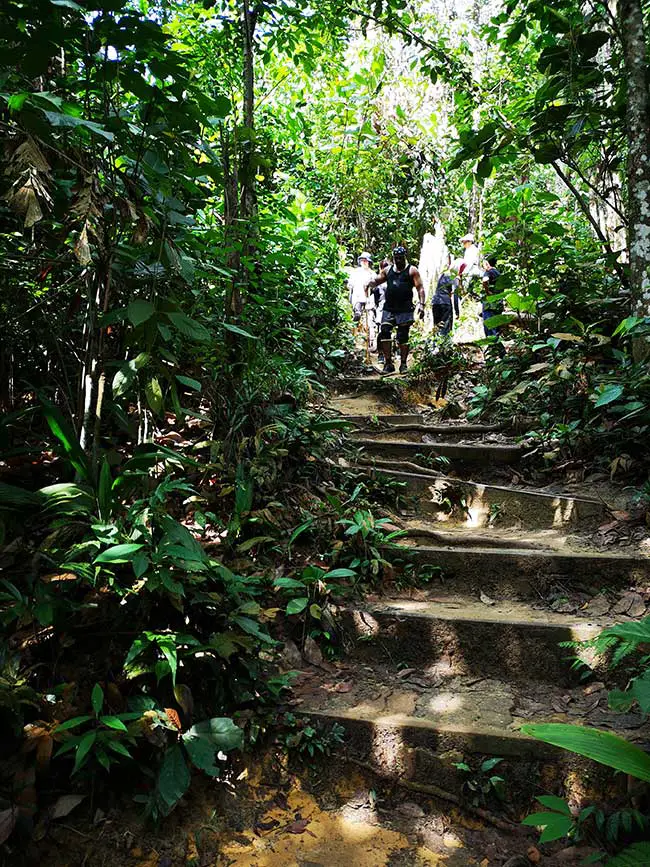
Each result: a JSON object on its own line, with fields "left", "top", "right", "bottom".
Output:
{"left": 459, "top": 233, "right": 482, "bottom": 282}
{"left": 347, "top": 252, "right": 376, "bottom": 332}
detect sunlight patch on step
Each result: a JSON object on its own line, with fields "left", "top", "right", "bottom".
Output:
{"left": 464, "top": 485, "right": 489, "bottom": 528}
{"left": 371, "top": 721, "right": 408, "bottom": 778}
{"left": 352, "top": 609, "right": 379, "bottom": 638}
{"left": 425, "top": 692, "right": 463, "bottom": 715}
{"left": 553, "top": 497, "right": 575, "bottom": 527}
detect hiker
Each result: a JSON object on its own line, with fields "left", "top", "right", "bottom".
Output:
{"left": 459, "top": 232, "right": 482, "bottom": 287}
{"left": 481, "top": 255, "right": 505, "bottom": 349}
{"left": 347, "top": 252, "right": 375, "bottom": 332}
{"left": 431, "top": 272, "right": 459, "bottom": 336}
{"left": 369, "top": 258, "right": 389, "bottom": 362}
{"left": 368, "top": 246, "right": 425, "bottom": 374}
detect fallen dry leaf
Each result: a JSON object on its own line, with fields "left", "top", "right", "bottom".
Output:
{"left": 333, "top": 681, "right": 353, "bottom": 693}
{"left": 50, "top": 794, "right": 85, "bottom": 820}
{"left": 285, "top": 817, "right": 315, "bottom": 837}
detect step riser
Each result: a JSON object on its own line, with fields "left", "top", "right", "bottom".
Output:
{"left": 361, "top": 467, "right": 606, "bottom": 529}
{"left": 340, "top": 608, "right": 595, "bottom": 685}
{"left": 342, "top": 415, "right": 503, "bottom": 432}
{"left": 399, "top": 545, "right": 650, "bottom": 598}
{"left": 354, "top": 430, "right": 503, "bottom": 443}
{"left": 357, "top": 439, "right": 522, "bottom": 465}
{"left": 301, "top": 711, "right": 619, "bottom": 801}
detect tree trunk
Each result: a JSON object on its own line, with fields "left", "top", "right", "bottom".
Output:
{"left": 239, "top": 0, "right": 258, "bottom": 289}
{"left": 619, "top": 0, "right": 650, "bottom": 320}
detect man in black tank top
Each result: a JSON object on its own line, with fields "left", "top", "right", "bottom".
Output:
{"left": 367, "top": 246, "right": 425, "bottom": 374}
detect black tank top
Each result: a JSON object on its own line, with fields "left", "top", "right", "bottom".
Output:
{"left": 385, "top": 265, "right": 415, "bottom": 312}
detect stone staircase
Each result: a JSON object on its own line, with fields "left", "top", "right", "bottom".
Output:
{"left": 296, "top": 374, "right": 650, "bottom": 805}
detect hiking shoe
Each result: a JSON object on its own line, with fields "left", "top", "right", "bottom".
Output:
{"left": 382, "top": 362, "right": 395, "bottom": 374}
{"left": 399, "top": 363, "right": 408, "bottom": 374}
{"left": 377, "top": 353, "right": 385, "bottom": 363}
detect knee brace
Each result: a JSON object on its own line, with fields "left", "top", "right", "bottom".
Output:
{"left": 396, "top": 324, "right": 410, "bottom": 344}
{"left": 379, "top": 323, "right": 392, "bottom": 341}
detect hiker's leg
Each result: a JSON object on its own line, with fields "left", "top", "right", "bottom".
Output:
{"left": 397, "top": 322, "right": 411, "bottom": 372}
{"left": 379, "top": 321, "right": 393, "bottom": 366}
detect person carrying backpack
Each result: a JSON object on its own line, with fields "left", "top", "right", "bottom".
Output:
{"left": 367, "top": 246, "right": 425, "bottom": 374}
{"left": 431, "top": 272, "right": 459, "bottom": 336}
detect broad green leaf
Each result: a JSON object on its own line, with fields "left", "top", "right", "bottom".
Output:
{"left": 232, "top": 615, "right": 275, "bottom": 644}
{"left": 166, "top": 312, "right": 210, "bottom": 342}
{"left": 94, "top": 543, "right": 144, "bottom": 564}
{"left": 91, "top": 683, "right": 104, "bottom": 715}
{"left": 157, "top": 744, "right": 191, "bottom": 812}
{"left": 323, "top": 568, "right": 357, "bottom": 579}
{"left": 593, "top": 384, "right": 624, "bottom": 407}
{"left": 105, "top": 740, "right": 133, "bottom": 759}
{"left": 112, "top": 365, "right": 137, "bottom": 398}
{"left": 483, "top": 314, "right": 516, "bottom": 329}
{"left": 127, "top": 299, "right": 155, "bottom": 327}
{"left": 100, "top": 716, "right": 128, "bottom": 732}
{"left": 535, "top": 795, "right": 571, "bottom": 815}
{"left": 286, "top": 597, "right": 309, "bottom": 615}
{"left": 182, "top": 716, "right": 243, "bottom": 757}
{"left": 521, "top": 723, "right": 650, "bottom": 781}
{"left": 42, "top": 111, "right": 114, "bottom": 141}
{"left": 73, "top": 731, "right": 96, "bottom": 774}
{"left": 183, "top": 734, "right": 221, "bottom": 777}
{"left": 145, "top": 377, "right": 163, "bottom": 414}
{"left": 42, "top": 400, "right": 90, "bottom": 481}
{"left": 288, "top": 519, "right": 313, "bottom": 547}
{"left": 521, "top": 811, "right": 574, "bottom": 842}
{"left": 223, "top": 322, "right": 258, "bottom": 339}
{"left": 176, "top": 375, "right": 201, "bottom": 391}
{"left": 159, "top": 642, "right": 178, "bottom": 685}
{"left": 273, "top": 577, "right": 307, "bottom": 590}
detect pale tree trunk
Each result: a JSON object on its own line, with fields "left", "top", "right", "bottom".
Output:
{"left": 619, "top": 0, "right": 650, "bottom": 321}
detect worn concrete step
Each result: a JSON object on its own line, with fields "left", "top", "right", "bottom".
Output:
{"left": 354, "top": 438, "right": 523, "bottom": 465}
{"left": 353, "top": 429, "right": 512, "bottom": 445}
{"left": 395, "top": 542, "right": 650, "bottom": 598}
{"left": 294, "top": 664, "right": 643, "bottom": 797}
{"left": 345, "top": 416, "right": 504, "bottom": 438}
{"left": 356, "top": 466, "right": 607, "bottom": 529}
{"left": 337, "top": 597, "right": 603, "bottom": 685}
{"left": 402, "top": 521, "right": 571, "bottom": 550}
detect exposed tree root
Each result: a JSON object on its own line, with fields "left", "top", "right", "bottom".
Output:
{"left": 341, "top": 755, "right": 520, "bottom": 834}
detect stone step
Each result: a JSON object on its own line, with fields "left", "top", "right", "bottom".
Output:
{"left": 395, "top": 541, "right": 650, "bottom": 598}
{"left": 403, "top": 522, "right": 569, "bottom": 550}
{"left": 336, "top": 597, "right": 603, "bottom": 685}
{"left": 344, "top": 416, "right": 504, "bottom": 439}
{"left": 355, "top": 438, "right": 523, "bottom": 465}
{"left": 353, "top": 428, "right": 513, "bottom": 444}
{"left": 294, "top": 664, "right": 642, "bottom": 796}
{"left": 356, "top": 466, "right": 607, "bottom": 529}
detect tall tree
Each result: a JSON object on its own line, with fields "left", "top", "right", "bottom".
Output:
{"left": 619, "top": 0, "right": 650, "bottom": 321}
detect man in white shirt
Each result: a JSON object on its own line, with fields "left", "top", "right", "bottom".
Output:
{"left": 347, "top": 252, "right": 375, "bottom": 332}
{"left": 459, "top": 233, "right": 482, "bottom": 282}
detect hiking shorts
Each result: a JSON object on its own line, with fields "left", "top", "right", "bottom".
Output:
{"left": 380, "top": 309, "right": 414, "bottom": 344}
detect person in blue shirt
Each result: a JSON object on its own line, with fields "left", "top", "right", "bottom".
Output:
{"left": 481, "top": 256, "right": 506, "bottom": 357}
{"left": 431, "top": 272, "right": 459, "bottom": 336}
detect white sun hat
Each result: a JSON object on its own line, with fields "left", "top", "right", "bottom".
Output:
{"left": 357, "top": 251, "right": 372, "bottom": 262}
{"left": 460, "top": 233, "right": 475, "bottom": 243}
